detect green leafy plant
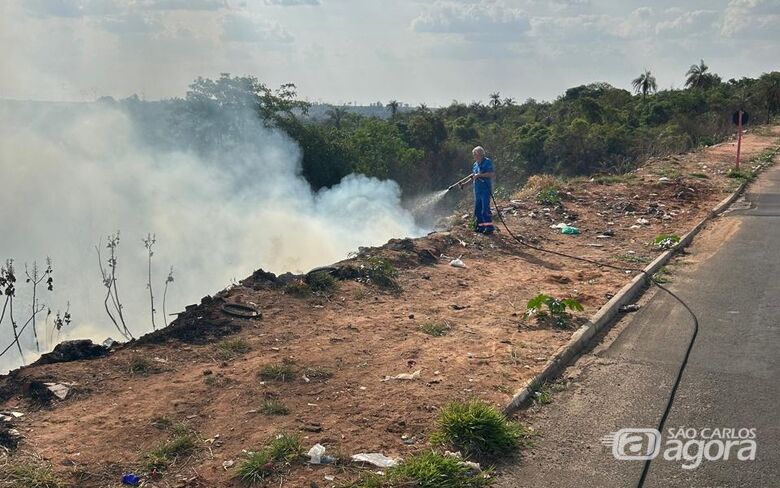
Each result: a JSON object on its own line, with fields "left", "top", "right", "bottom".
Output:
{"left": 524, "top": 293, "right": 584, "bottom": 329}
{"left": 259, "top": 361, "right": 297, "bottom": 382}
{"left": 536, "top": 187, "right": 561, "bottom": 205}
{"left": 142, "top": 426, "right": 199, "bottom": 473}
{"left": 653, "top": 234, "right": 681, "bottom": 250}
{"left": 259, "top": 399, "right": 290, "bottom": 416}
{"left": 283, "top": 280, "right": 311, "bottom": 297}
{"left": 726, "top": 168, "right": 754, "bottom": 181}
{"left": 215, "top": 338, "right": 251, "bottom": 360}
{"left": 235, "top": 434, "right": 301, "bottom": 484}
{"left": 431, "top": 399, "right": 529, "bottom": 459}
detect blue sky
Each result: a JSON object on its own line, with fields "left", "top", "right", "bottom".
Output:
{"left": 1, "top": 0, "right": 778, "bottom": 105}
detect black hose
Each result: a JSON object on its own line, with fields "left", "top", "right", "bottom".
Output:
{"left": 489, "top": 193, "right": 699, "bottom": 488}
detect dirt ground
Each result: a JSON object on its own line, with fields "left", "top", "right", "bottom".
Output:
{"left": 1, "top": 126, "right": 778, "bottom": 487}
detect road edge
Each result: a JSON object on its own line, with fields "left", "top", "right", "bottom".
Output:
{"left": 503, "top": 148, "right": 779, "bottom": 415}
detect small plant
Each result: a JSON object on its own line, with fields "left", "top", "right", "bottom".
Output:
{"left": 524, "top": 293, "right": 584, "bottom": 329}
{"left": 533, "top": 381, "right": 565, "bottom": 406}
{"left": 431, "top": 399, "right": 528, "bottom": 459}
{"left": 216, "top": 338, "right": 251, "bottom": 360}
{"left": 259, "top": 399, "right": 290, "bottom": 416}
{"left": 129, "top": 356, "right": 160, "bottom": 376}
{"left": 0, "top": 459, "right": 67, "bottom": 488}
{"left": 235, "top": 433, "right": 301, "bottom": 484}
{"left": 726, "top": 168, "right": 754, "bottom": 181}
{"left": 143, "top": 233, "right": 157, "bottom": 330}
{"left": 302, "top": 366, "right": 333, "bottom": 382}
{"left": 536, "top": 186, "right": 561, "bottom": 205}
{"left": 419, "top": 321, "right": 451, "bottom": 337}
{"left": 362, "top": 257, "right": 399, "bottom": 289}
{"left": 618, "top": 253, "right": 652, "bottom": 265}
{"left": 96, "top": 232, "right": 134, "bottom": 341}
{"left": 307, "top": 271, "right": 337, "bottom": 294}
{"left": 283, "top": 280, "right": 311, "bottom": 298}
{"left": 689, "top": 172, "right": 709, "bottom": 179}
{"left": 142, "top": 427, "right": 199, "bottom": 473}
{"left": 653, "top": 234, "right": 681, "bottom": 250}
{"left": 259, "top": 361, "right": 296, "bottom": 382}
{"left": 653, "top": 266, "right": 671, "bottom": 284}
{"left": 162, "top": 266, "right": 175, "bottom": 328}
{"left": 348, "top": 451, "right": 491, "bottom": 488}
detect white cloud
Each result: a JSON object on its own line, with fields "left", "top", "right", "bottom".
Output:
{"left": 721, "top": 0, "right": 780, "bottom": 38}
{"left": 221, "top": 13, "right": 294, "bottom": 44}
{"left": 265, "top": 0, "right": 321, "bottom": 5}
{"left": 411, "top": 0, "right": 530, "bottom": 42}
{"left": 139, "top": 0, "right": 228, "bottom": 10}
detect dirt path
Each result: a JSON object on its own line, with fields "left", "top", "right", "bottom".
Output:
{"left": 1, "top": 126, "right": 779, "bottom": 487}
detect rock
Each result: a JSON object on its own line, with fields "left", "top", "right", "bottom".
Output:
{"left": 33, "top": 340, "right": 109, "bottom": 366}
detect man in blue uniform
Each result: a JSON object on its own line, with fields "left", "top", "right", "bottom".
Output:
{"left": 470, "top": 146, "right": 495, "bottom": 234}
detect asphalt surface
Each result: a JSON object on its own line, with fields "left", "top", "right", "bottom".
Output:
{"left": 498, "top": 163, "right": 780, "bottom": 488}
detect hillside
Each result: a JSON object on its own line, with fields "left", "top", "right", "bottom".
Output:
{"left": 1, "top": 126, "right": 778, "bottom": 487}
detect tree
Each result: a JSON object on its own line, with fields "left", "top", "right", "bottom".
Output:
{"left": 632, "top": 69, "right": 657, "bottom": 98}
{"left": 685, "top": 60, "right": 718, "bottom": 90}
{"left": 326, "top": 107, "right": 348, "bottom": 129}
{"left": 503, "top": 97, "right": 516, "bottom": 107}
{"left": 386, "top": 100, "right": 400, "bottom": 119}
{"left": 489, "top": 92, "right": 502, "bottom": 109}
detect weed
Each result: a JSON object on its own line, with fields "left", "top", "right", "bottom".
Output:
{"left": 419, "top": 322, "right": 451, "bottom": 337}
{"left": 590, "top": 174, "right": 636, "bottom": 185}
{"left": 142, "top": 428, "right": 199, "bottom": 473}
{"left": 653, "top": 234, "right": 681, "bottom": 250}
{"left": 204, "top": 373, "right": 230, "bottom": 387}
{"left": 726, "top": 168, "right": 754, "bottom": 181}
{"left": 0, "top": 460, "right": 67, "bottom": 488}
{"left": 259, "top": 399, "right": 290, "bottom": 416}
{"left": 431, "top": 399, "right": 529, "bottom": 458}
{"left": 347, "top": 451, "right": 491, "bottom": 488}
{"left": 307, "top": 271, "right": 337, "bottom": 294}
{"left": 216, "top": 338, "right": 251, "bottom": 360}
{"left": 689, "top": 172, "right": 709, "bottom": 179}
{"left": 533, "top": 382, "right": 566, "bottom": 406}
{"left": 129, "top": 356, "right": 160, "bottom": 376}
{"left": 235, "top": 434, "right": 301, "bottom": 484}
{"left": 495, "top": 384, "right": 512, "bottom": 395}
{"left": 653, "top": 267, "right": 671, "bottom": 284}
{"left": 283, "top": 280, "right": 311, "bottom": 298}
{"left": 524, "top": 293, "right": 584, "bottom": 329}
{"left": 259, "top": 361, "right": 296, "bottom": 382}
{"left": 362, "top": 257, "right": 399, "bottom": 289}
{"left": 536, "top": 187, "right": 561, "bottom": 205}
{"left": 618, "top": 253, "right": 652, "bottom": 265}
{"left": 303, "top": 366, "right": 333, "bottom": 382}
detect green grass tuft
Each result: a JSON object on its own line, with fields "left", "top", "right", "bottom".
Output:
{"left": 129, "top": 356, "right": 161, "bottom": 376}
{"left": 346, "top": 451, "right": 491, "bottom": 488}
{"left": 431, "top": 399, "right": 529, "bottom": 459}
{"left": 215, "top": 338, "right": 251, "bottom": 360}
{"left": 419, "top": 322, "right": 451, "bottom": 337}
{"left": 0, "top": 461, "right": 67, "bottom": 488}
{"left": 142, "top": 427, "right": 199, "bottom": 473}
{"left": 259, "top": 361, "right": 297, "bottom": 382}
{"left": 259, "top": 399, "right": 290, "bottom": 416}
{"left": 235, "top": 434, "right": 301, "bottom": 484}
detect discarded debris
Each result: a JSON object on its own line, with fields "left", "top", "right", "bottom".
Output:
{"left": 382, "top": 370, "right": 421, "bottom": 381}
{"left": 121, "top": 473, "right": 141, "bottom": 486}
{"left": 449, "top": 258, "right": 466, "bottom": 268}
{"left": 351, "top": 452, "right": 400, "bottom": 468}
{"left": 619, "top": 304, "right": 641, "bottom": 313}
{"left": 33, "top": 339, "right": 109, "bottom": 366}
{"left": 561, "top": 225, "right": 580, "bottom": 235}
{"left": 221, "top": 302, "right": 261, "bottom": 319}
{"left": 222, "top": 460, "right": 235, "bottom": 470}
{"left": 308, "top": 443, "right": 327, "bottom": 464}
{"left": 43, "top": 382, "right": 71, "bottom": 400}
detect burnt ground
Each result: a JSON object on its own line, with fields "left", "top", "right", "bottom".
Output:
{"left": 0, "top": 126, "right": 778, "bottom": 487}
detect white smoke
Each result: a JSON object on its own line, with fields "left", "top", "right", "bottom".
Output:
{"left": 0, "top": 100, "right": 423, "bottom": 372}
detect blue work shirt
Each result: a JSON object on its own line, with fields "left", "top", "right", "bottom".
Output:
{"left": 472, "top": 157, "right": 494, "bottom": 194}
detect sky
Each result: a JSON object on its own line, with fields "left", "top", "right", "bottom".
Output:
{"left": 0, "top": 0, "right": 778, "bottom": 106}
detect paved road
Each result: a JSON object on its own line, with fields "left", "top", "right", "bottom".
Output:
{"left": 498, "top": 163, "right": 780, "bottom": 488}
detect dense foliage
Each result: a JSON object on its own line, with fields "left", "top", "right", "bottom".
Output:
{"left": 121, "top": 68, "right": 780, "bottom": 195}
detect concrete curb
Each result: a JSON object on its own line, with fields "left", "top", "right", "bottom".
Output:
{"left": 502, "top": 150, "right": 779, "bottom": 415}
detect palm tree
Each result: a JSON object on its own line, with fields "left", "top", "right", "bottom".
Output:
{"left": 386, "top": 100, "right": 400, "bottom": 119}
{"left": 489, "top": 92, "right": 502, "bottom": 109}
{"left": 327, "top": 107, "right": 348, "bottom": 129}
{"left": 632, "top": 69, "right": 657, "bottom": 98}
{"left": 503, "top": 97, "right": 516, "bottom": 107}
{"left": 685, "top": 59, "right": 709, "bottom": 89}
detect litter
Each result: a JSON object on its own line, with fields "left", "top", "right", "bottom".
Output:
{"left": 620, "top": 304, "right": 641, "bottom": 313}
{"left": 382, "top": 370, "right": 421, "bottom": 381}
{"left": 351, "top": 452, "right": 400, "bottom": 468}
{"left": 121, "top": 473, "right": 141, "bottom": 486}
{"left": 449, "top": 258, "right": 466, "bottom": 268}
{"left": 308, "top": 443, "right": 327, "bottom": 464}
{"left": 560, "top": 225, "right": 580, "bottom": 235}
{"left": 636, "top": 218, "right": 650, "bottom": 225}
{"left": 222, "top": 460, "right": 235, "bottom": 470}
{"left": 43, "top": 382, "right": 71, "bottom": 400}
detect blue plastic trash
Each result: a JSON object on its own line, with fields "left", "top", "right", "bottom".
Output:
{"left": 122, "top": 473, "right": 141, "bottom": 486}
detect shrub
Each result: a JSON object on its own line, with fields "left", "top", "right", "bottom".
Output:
{"left": 284, "top": 280, "right": 311, "bottom": 297}
{"left": 307, "top": 271, "right": 337, "bottom": 294}
{"left": 726, "top": 168, "right": 753, "bottom": 181}
{"left": 431, "top": 399, "right": 528, "bottom": 458}
{"left": 536, "top": 187, "right": 561, "bottom": 205}
{"left": 524, "top": 293, "right": 584, "bottom": 329}
{"left": 235, "top": 434, "right": 301, "bottom": 484}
